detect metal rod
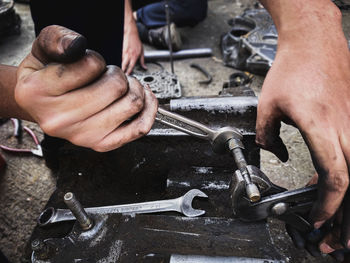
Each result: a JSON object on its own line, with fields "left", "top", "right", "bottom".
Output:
{"left": 165, "top": 1, "right": 174, "bottom": 74}
{"left": 64, "top": 192, "right": 93, "bottom": 230}
{"left": 144, "top": 48, "right": 213, "bottom": 61}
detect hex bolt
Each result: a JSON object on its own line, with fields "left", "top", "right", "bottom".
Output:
{"left": 228, "top": 138, "right": 261, "bottom": 202}
{"left": 31, "top": 239, "right": 51, "bottom": 260}
{"left": 64, "top": 192, "right": 93, "bottom": 230}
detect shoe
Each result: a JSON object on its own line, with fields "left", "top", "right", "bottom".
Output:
{"left": 148, "top": 23, "right": 182, "bottom": 51}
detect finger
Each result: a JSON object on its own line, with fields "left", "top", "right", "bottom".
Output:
{"left": 122, "top": 54, "right": 129, "bottom": 73}
{"left": 32, "top": 25, "right": 87, "bottom": 64}
{"left": 126, "top": 57, "right": 137, "bottom": 75}
{"left": 93, "top": 85, "right": 158, "bottom": 152}
{"left": 286, "top": 224, "right": 306, "bottom": 249}
{"left": 22, "top": 50, "right": 106, "bottom": 95}
{"left": 306, "top": 243, "right": 322, "bottom": 257}
{"left": 341, "top": 192, "right": 350, "bottom": 249}
{"left": 256, "top": 101, "right": 289, "bottom": 162}
{"left": 320, "top": 227, "right": 343, "bottom": 253}
{"left": 301, "top": 127, "right": 349, "bottom": 228}
{"left": 140, "top": 51, "right": 147, "bottom": 70}
{"left": 65, "top": 77, "right": 147, "bottom": 148}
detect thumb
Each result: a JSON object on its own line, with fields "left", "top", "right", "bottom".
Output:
{"left": 255, "top": 102, "right": 289, "bottom": 162}
{"left": 32, "top": 25, "right": 87, "bottom": 65}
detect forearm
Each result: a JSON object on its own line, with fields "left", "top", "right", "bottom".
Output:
{"left": 260, "top": 0, "right": 347, "bottom": 51}
{"left": 0, "top": 65, "right": 30, "bottom": 119}
{"left": 124, "top": 0, "right": 137, "bottom": 35}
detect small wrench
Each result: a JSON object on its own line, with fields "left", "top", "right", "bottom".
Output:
{"left": 38, "top": 189, "right": 207, "bottom": 226}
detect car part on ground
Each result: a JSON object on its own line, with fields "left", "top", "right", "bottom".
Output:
{"left": 220, "top": 8, "right": 277, "bottom": 76}
{"left": 133, "top": 69, "right": 182, "bottom": 101}
{"left": 190, "top": 63, "right": 212, "bottom": 85}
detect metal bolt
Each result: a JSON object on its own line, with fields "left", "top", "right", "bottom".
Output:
{"left": 271, "top": 202, "right": 288, "bottom": 216}
{"left": 31, "top": 239, "right": 52, "bottom": 260}
{"left": 64, "top": 192, "right": 93, "bottom": 230}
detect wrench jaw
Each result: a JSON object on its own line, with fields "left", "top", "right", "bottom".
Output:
{"left": 37, "top": 207, "right": 56, "bottom": 227}
{"left": 180, "top": 189, "right": 208, "bottom": 217}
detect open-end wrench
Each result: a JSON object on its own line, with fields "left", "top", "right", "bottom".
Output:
{"left": 156, "top": 107, "right": 261, "bottom": 202}
{"left": 38, "top": 189, "right": 207, "bottom": 226}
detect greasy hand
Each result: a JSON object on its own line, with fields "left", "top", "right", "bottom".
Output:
{"left": 286, "top": 174, "right": 349, "bottom": 262}
{"left": 15, "top": 25, "right": 158, "bottom": 152}
{"left": 122, "top": 24, "right": 146, "bottom": 75}
{"left": 255, "top": 8, "right": 350, "bottom": 251}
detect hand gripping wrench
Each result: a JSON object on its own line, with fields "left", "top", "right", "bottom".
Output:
{"left": 38, "top": 189, "right": 207, "bottom": 226}
{"left": 156, "top": 107, "right": 261, "bottom": 202}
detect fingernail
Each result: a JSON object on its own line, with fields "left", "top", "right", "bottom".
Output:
{"left": 314, "top": 220, "right": 325, "bottom": 229}
{"left": 319, "top": 243, "right": 335, "bottom": 254}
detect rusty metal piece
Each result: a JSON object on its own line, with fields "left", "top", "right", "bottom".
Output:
{"left": 190, "top": 63, "right": 212, "bottom": 84}
{"left": 64, "top": 192, "right": 93, "bottom": 231}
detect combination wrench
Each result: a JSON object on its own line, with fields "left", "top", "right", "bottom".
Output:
{"left": 156, "top": 107, "right": 261, "bottom": 202}
{"left": 38, "top": 189, "right": 207, "bottom": 226}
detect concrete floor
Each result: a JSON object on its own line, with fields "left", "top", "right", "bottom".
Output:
{"left": 1, "top": 0, "right": 349, "bottom": 262}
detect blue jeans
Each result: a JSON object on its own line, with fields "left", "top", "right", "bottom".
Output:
{"left": 136, "top": 0, "right": 208, "bottom": 28}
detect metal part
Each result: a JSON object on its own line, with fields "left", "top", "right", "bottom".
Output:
{"left": 170, "top": 254, "right": 284, "bottom": 263}
{"left": 165, "top": 0, "right": 174, "bottom": 74}
{"left": 27, "top": 93, "right": 262, "bottom": 261}
{"left": 220, "top": 72, "right": 255, "bottom": 97}
{"left": 221, "top": 8, "right": 277, "bottom": 75}
{"left": 156, "top": 107, "right": 260, "bottom": 202}
{"left": 39, "top": 189, "right": 207, "bottom": 226}
{"left": 271, "top": 202, "right": 288, "bottom": 216}
{"left": 231, "top": 165, "right": 318, "bottom": 233}
{"left": 156, "top": 107, "right": 242, "bottom": 154}
{"left": 190, "top": 63, "right": 212, "bottom": 84}
{"left": 133, "top": 69, "right": 182, "bottom": 100}
{"left": 228, "top": 138, "right": 260, "bottom": 202}
{"left": 144, "top": 48, "right": 213, "bottom": 62}
{"left": 31, "top": 239, "right": 52, "bottom": 260}
{"left": 63, "top": 192, "right": 93, "bottom": 230}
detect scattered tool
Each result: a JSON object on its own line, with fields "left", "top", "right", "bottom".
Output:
{"left": 190, "top": 63, "right": 212, "bottom": 84}
{"left": 156, "top": 107, "right": 261, "bottom": 202}
{"left": 0, "top": 118, "right": 43, "bottom": 157}
{"left": 38, "top": 189, "right": 207, "bottom": 226}
{"left": 165, "top": 0, "right": 174, "bottom": 74}
{"left": 144, "top": 48, "right": 213, "bottom": 62}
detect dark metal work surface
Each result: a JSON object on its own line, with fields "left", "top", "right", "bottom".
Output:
{"left": 221, "top": 8, "right": 277, "bottom": 75}
{"left": 31, "top": 215, "right": 283, "bottom": 262}
{"left": 25, "top": 91, "right": 270, "bottom": 262}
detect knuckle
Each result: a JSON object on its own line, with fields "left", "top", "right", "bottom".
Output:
{"left": 106, "top": 65, "right": 128, "bottom": 97}
{"left": 128, "top": 92, "right": 144, "bottom": 112}
{"left": 136, "top": 120, "right": 152, "bottom": 137}
{"left": 84, "top": 50, "right": 106, "bottom": 72}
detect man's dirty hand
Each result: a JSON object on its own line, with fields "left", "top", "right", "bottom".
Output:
{"left": 15, "top": 25, "right": 158, "bottom": 152}
{"left": 256, "top": 0, "right": 350, "bottom": 254}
